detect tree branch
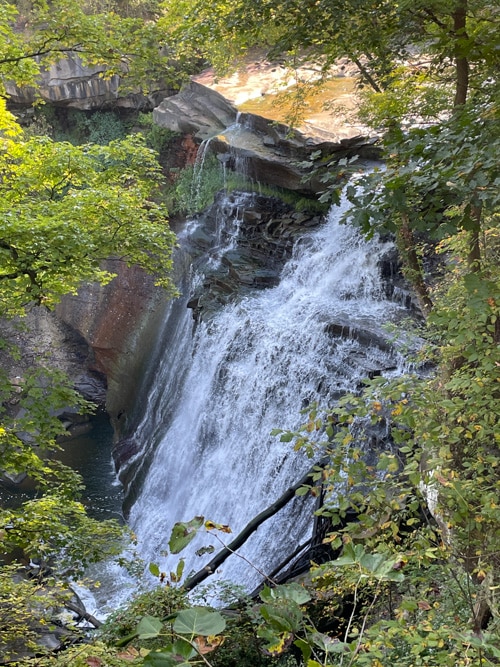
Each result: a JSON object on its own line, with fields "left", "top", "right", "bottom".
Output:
{"left": 184, "top": 459, "right": 328, "bottom": 591}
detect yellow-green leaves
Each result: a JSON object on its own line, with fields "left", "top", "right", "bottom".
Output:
{"left": 168, "top": 517, "right": 205, "bottom": 554}
{"left": 0, "top": 133, "right": 177, "bottom": 316}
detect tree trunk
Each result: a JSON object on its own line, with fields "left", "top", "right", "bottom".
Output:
{"left": 350, "top": 56, "right": 383, "bottom": 93}
{"left": 397, "top": 214, "right": 433, "bottom": 318}
{"left": 453, "top": 0, "right": 469, "bottom": 107}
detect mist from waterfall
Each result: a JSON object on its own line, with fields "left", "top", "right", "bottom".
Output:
{"left": 120, "top": 194, "right": 408, "bottom": 596}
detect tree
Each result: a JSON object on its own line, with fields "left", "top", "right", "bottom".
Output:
{"left": 0, "top": 0, "right": 187, "bottom": 96}
{"left": 148, "top": 2, "right": 500, "bottom": 665}
{"left": 0, "top": 3, "right": 182, "bottom": 659}
{"left": 0, "top": 133, "right": 177, "bottom": 314}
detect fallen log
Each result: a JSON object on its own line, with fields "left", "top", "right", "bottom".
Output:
{"left": 184, "top": 458, "right": 328, "bottom": 591}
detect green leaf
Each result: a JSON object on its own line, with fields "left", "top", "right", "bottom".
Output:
{"left": 175, "top": 558, "right": 185, "bottom": 581}
{"left": 169, "top": 639, "right": 198, "bottom": 660}
{"left": 260, "top": 583, "right": 311, "bottom": 605}
{"left": 149, "top": 562, "right": 160, "bottom": 577}
{"left": 168, "top": 516, "right": 204, "bottom": 554}
{"left": 173, "top": 608, "right": 226, "bottom": 637}
{"left": 137, "top": 615, "right": 163, "bottom": 639}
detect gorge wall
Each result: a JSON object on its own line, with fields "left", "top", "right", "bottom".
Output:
{"left": 5, "top": 54, "right": 171, "bottom": 110}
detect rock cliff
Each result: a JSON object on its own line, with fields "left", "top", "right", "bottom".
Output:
{"left": 6, "top": 53, "right": 171, "bottom": 110}
{"left": 154, "top": 80, "right": 381, "bottom": 195}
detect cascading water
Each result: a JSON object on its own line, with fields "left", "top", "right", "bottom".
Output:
{"left": 119, "top": 193, "right": 410, "bottom": 596}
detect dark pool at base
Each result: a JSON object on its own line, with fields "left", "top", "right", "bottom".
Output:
{"left": 0, "top": 412, "right": 124, "bottom": 523}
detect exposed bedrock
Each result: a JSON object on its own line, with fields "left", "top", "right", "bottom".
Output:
{"left": 5, "top": 53, "right": 172, "bottom": 111}
{"left": 55, "top": 261, "right": 172, "bottom": 434}
{"left": 153, "top": 80, "right": 381, "bottom": 194}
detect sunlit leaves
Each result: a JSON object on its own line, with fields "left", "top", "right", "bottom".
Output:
{"left": 330, "top": 543, "right": 405, "bottom": 582}
{"left": 0, "top": 133, "right": 177, "bottom": 316}
{"left": 0, "top": 494, "right": 124, "bottom": 576}
{"left": 0, "top": 564, "right": 73, "bottom": 660}
{"left": 173, "top": 608, "right": 226, "bottom": 636}
{"left": 0, "top": 0, "right": 178, "bottom": 95}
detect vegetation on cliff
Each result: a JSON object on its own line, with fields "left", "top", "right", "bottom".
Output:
{"left": 0, "top": 0, "right": 499, "bottom": 665}
{"left": 0, "top": 1, "right": 179, "bottom": 662}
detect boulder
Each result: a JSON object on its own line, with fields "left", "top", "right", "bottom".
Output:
{"left": 153, "top": 80, "right": 238, "bottom": 140}
{"left": 153, "top": 80, "right": 381, "bottom": 194}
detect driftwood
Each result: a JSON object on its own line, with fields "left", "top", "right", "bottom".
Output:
{"left": 65, "top": 600, "right": 103, "bottom": 629}
{"left": 184, "top": 458, "right": 328, "bottom": 591}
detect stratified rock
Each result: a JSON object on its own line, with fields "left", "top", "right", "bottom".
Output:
{"left": 154, "top": 80, "right": 238, "bottom": 140}
{"left": 5, "top": 53, "right": 171, "bottom": 110}
{"left": 153, "top": 80, "right": 381, "bottom": 194}
{"left": 183, "top": 190, "right": 324, "bottom": 321}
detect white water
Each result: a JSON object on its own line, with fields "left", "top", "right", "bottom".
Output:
{"left": 119, "top": 196, "right": 407, "bottom": 596}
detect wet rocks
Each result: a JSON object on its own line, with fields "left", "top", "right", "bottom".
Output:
{"left": 153, "top": 80, "right": 381, "bottom": 195}
{"left": 184, "top": 191, "right": 324, "bottom": 320}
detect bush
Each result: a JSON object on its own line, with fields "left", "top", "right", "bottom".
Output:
{"left": 98, "top": 585, "right": 187, "bottom": 646}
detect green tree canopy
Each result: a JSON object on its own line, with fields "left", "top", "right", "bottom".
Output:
{"left": 0, "top": 0, "right": 178, "bottom": 599}
{"left": 0, "top": 133, "right": 177, "bottom": 315}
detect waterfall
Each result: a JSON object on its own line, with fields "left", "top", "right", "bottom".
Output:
{"left": 190, "top": 138, "right": 214, "bottom": 211}
{"left": 122, "top": 194, "right": 408, "bottom": 595}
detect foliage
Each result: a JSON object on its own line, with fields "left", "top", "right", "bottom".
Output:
{"left": 0, "top": 0, "right": 190, "bottom": 97}
{"left": 0, "top": 132, "right": 177, "bottom": 315}
{"left": 0, "top": 6, "right": 181, "bottom": 664}
{"left": 135, "top": 112, "right": 179, "bottom": 155}
{"left": 170, "top": 153, "right": 225, "bottom": 215}
{"left": 266, "top": 241, "right": 500, "bottom": 663}
{"left": 156, "top": 0, "right": 498, "bottom": 107}
{"left": 113, "top": 607, "right": 227, "bottom": 667}
{"left": 0, "top": 563, "right": 94, "bottom": 664}
{"left": 208, "top": 612, "right": 276, "bottom": 667}
{"left": 0, "top": 119, "right": 176, "bottom": 587}
{"left": 170, "top": 153, "right": 326, "bottom": 217}
{"left": 69, "top": 111, "right": 128, "bottom": 145}
{"left": 22, "top": 640, "right": 143, "bottom": 666}
{"left": 1, "top": 495, "right": 126, "bottom": 576}
{"left": 99, "top": 585, "right": 188, "bottom": 646}
{"left": 345, "top": 93, "right": 500, "bottom": 246}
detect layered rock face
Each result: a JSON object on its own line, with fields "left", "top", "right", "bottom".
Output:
{"left": 154, "top": 80, "right": 381, "bottom": 195}
{"left": 5, "top": 54, "right": 170, "bottom": 110}
{"left": 184, "top": 190, "right": 324, "bottom": 320}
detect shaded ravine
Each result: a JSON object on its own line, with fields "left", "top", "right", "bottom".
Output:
{"left": 116, "top": 193, "right": 410, "bottom": 596}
